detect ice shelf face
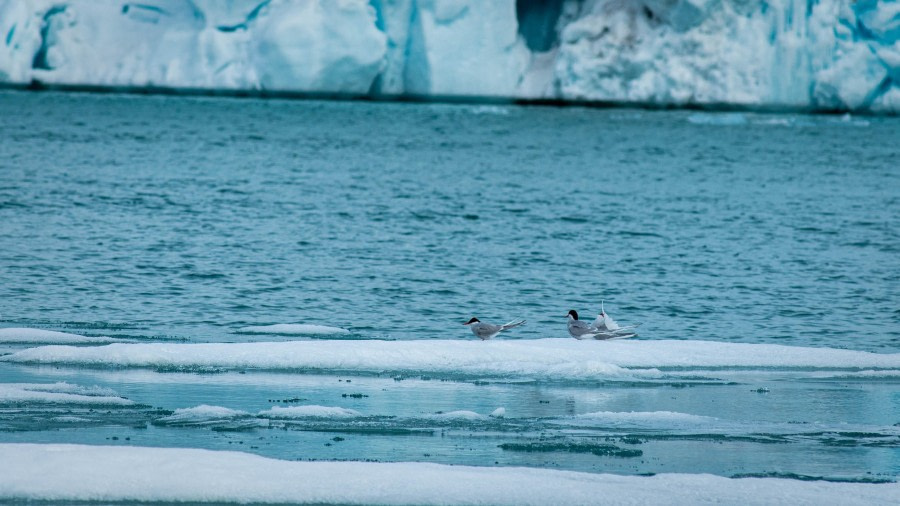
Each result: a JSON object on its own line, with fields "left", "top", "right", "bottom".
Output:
{"left": 1, "top": 0, "right": 898, "bottom": 112}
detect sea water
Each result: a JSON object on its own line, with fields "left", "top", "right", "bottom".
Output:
{"left": 0, "top": 91, "right": 898, "bottom": 486}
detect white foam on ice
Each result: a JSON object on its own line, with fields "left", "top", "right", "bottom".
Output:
{"left": 237, "top": 324, "right": 350, "bottom": 335}
{"left": 3, "top": 339, "right": 897, "bottom": 381}
{"left": 0, "top": 382, "right": 133, "bottom": 405}
{"left": 0, "top": 444, "right": 896, "bottom": 505}
{"left": 0, "top": 328, "right": 116, "bottom": 344}
{"left": 258, "top": 405, "right": 361, "bottom": 419}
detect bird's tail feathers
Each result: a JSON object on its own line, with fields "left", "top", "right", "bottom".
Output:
{"left": 501, "top": 319, "right": 526, "bottom": 330}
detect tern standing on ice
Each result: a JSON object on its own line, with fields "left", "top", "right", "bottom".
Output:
{"left": 592, "top": 302, "right": 620, "bottom": 332}
{"left": 566, "top": 310, "right": 604, "bottom": 339}
{"left": 463, "top": 317, "right": 525, "bottom": 340}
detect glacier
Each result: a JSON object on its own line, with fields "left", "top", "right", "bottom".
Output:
{"left": 1, "top": 0, "right": 899, "bottom": 112}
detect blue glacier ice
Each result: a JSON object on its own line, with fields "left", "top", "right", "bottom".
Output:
{"left": 1, "top": 0, "right": 898, "bottom": 111}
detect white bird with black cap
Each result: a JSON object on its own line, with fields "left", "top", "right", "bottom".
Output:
{"left": 566, "top": 310, "right": 603, "bottom": 339}
{"left": 463, "top": 317, "right": 526, "bottom": 340}
{"left": 568, "top": 305, "right": 640, "bottom": 340}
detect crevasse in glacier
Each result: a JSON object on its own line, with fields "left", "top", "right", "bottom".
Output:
{"left": 0, "top": 0, "right": 898, "bottom": 111}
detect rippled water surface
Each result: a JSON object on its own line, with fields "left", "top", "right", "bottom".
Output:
{"left": 0, "top": 91, "right": 898, "bottom": 484}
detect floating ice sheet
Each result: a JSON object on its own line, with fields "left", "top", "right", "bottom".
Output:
{"left": 424, "top": 410, "right": 487, "bottom": 421}
{"left": 0, "top": 382, "right": 133, "bottom": 406}
{"left": 154, "top": 405, "right": 267, "bottom": 430}
{"left": 0, "top": 328, "right": 116, "bottom": 344}
{"left": 3, "top": 339, "right": 897, "bottom": 381}
{"left": 157, "top": 405, "right": 250, "bottom": 422}
{"left": 259, "top": 405, "right": 361, "bottom": 419}
{"left": 0, "top": 444, "right": 896, "bottom": 505}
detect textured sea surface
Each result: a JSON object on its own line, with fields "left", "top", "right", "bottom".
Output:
{"left": 0, "top": 91, "right": 898, "bottom": 487}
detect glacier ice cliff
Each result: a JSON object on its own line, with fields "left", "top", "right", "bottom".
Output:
{"left": 1, "top": 0, "right": 898, "bottom": 112}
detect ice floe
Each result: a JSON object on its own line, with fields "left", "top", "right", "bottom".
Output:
{"left": 49, "top": 416, "right": 91, "bottom": 423}
{"left": 425, "top": 410, "right": 487, "bottom": 421}
{"left": 550, "top": 410, "right": 900, "bottom": 444}
{"left": 569, "top": 410, "right": 718, "bottom": 425}
{"left": 0, "top": 444, "right": 896, "bottom": 505}
{"left": 553, "top": 410, "right": 720, "bottom": 430}
{"left": 156, "top": 405, "right": 250, "bottom": 422}
{"left": 236, "top": 324, "right": 350, "bottom": 336}
{"left": 154, "top": 405, "right": 267, "bottom": 429}
{"left": 154, "top": 404, "right": 363, "bottom": 428}
{"left": 258, "top": 405, "right": 361, "bottom": 419}
{"left": 0, "top": 382, "right": 133, "bottom": 406}
{"left": 0, "top": 328, "right": 116, "bottom": 344}
{"left": 2, "top": 339, "right": 897, "bottom": 382}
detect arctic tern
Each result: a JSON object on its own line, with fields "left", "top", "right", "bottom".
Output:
{"left": 566, "top": 310, "right": 605, "bottom": 339}
{"left": 463, "top": 317, "right": 526, "bottom": 340}
{"left": 592, "top": 301, "right": 619, "bottom": 331}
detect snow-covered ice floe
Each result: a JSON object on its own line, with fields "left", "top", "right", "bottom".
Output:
{"left": 236, "top": 324, "right": 350, "bottom": 336}
{"left": 155, "top": 404, "right": 427, "bottom": 429}
{"left": 0, "top": 444, "right": 896, "bottom": 505}
{"left": 258, "top": 405, "right": 361, "bottom": 419}
{"left": 0, "top": 382, "right": 133, "bottom": 405}
{"left": 0, "top": 327, "right": 116, "bottom": 344}
{"left": 152, "top": 405, "right": 267, "bottom": 430}
{"left": 424, "top": 410, "right": 487, "bottom": 421}
{"left": 2, "top": 339, "right": 897, "bottom": 381}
